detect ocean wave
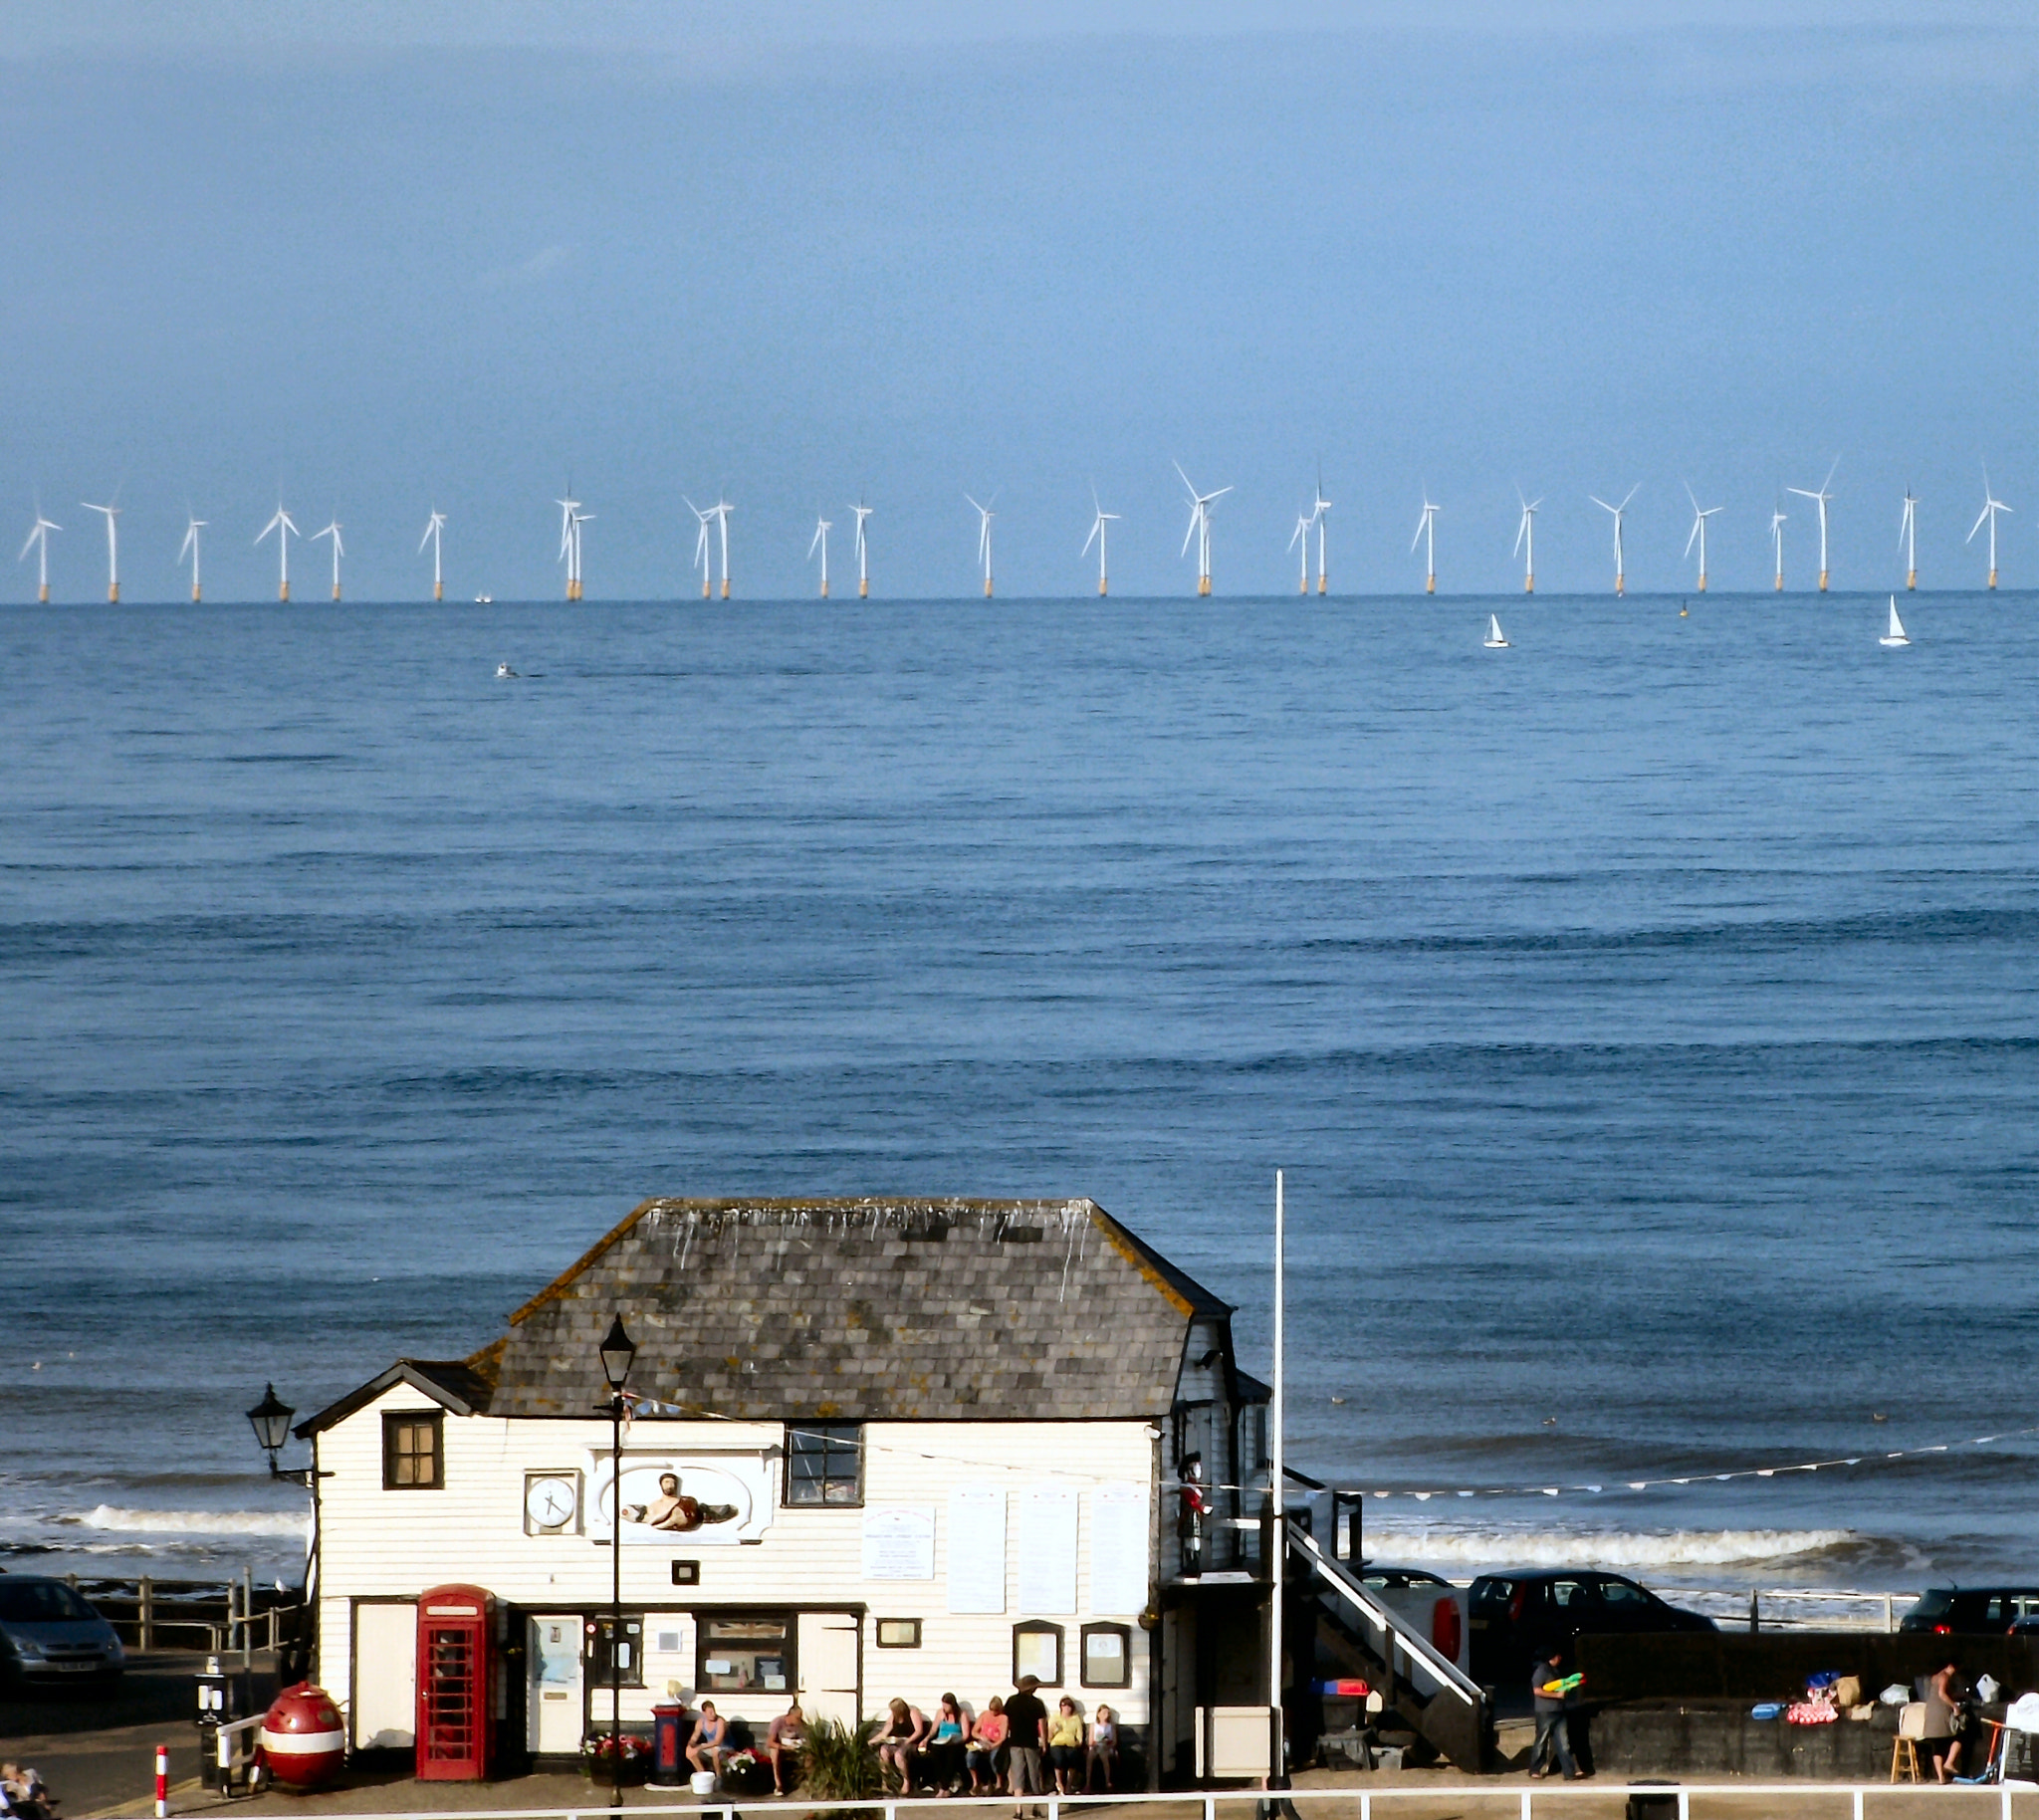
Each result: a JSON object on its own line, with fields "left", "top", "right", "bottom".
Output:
{"left": 64, "top": 1505, "right": 309, "bottom": 1539}
{"left": 1365, "top": 1524, "right": 1860, "bottom": 1569}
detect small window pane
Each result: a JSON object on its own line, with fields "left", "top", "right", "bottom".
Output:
{"left": 383, "top": 1413, "right": 443, "bottom": 1490}
{"left": 1080, "top": 1625, "right": 1129, "bottom": 1688}
{"left": 588, "top": 1616, "right": 644, "bottom": 1687}
{"left": 1014, "top": 1623, "right": 1062, "bottom": 1686}
{"left": 876, "top": 1619, "right": 922, "bottom": 1648}
{"left": 787, "top": 1424, "right": 862, "bottom": 1505}
{"left": 700, "top": 1614, "right": 793, "bottom": 1693}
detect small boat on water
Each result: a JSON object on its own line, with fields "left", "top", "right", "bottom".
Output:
{"left": 475, "top": 594, "right": 494, "bottom": 604}
{"left": 1483, "top": 613, "right": 1509, "bottom": 648}
{"left": 496, "top": 662, "right": 519, "bottom": 678}
{"left": 1880, "top": 596, "right": 1910, "bottom": 648}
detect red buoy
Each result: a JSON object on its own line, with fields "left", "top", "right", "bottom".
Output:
{"left": 258, "top": 1683, "right": 346, "bottom": 1788}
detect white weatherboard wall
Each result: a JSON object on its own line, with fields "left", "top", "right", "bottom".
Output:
{"left": 318, "top": 1384, "right": 1157, "bottom": 1746}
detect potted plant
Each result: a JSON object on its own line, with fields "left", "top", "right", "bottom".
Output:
{"left": 580, "top": 1731, "right": 653, "bottom": 1785}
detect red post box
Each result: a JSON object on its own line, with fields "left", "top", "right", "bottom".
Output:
{"left": 415, "top": 1585, "right": 494, "bottom": 1781}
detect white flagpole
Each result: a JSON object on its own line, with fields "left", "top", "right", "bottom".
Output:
{"left": 1269, "top": 1167, "right": 1285, "bottom": 1784}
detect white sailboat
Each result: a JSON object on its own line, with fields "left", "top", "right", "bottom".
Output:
{"left": 1880, "top": 595, "right": 1910, "bottom": 648}
{"left": 1483, "top": 613, "right": 1509, "bottom": 648}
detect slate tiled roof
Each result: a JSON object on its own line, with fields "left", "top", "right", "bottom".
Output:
{"left": 468, "top": 1197, "right": 1233, "bottom": 1422}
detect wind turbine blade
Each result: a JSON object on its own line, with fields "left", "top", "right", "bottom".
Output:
{"left": 1620, "top": 485, "right": 1638, "bottom": 511}
{"left": 1590, "top": 497, "right": 1613, "bottom": 514}
{"left": 1173, "top": 460, "right": 1194, "bottom": 497}
{"left": 1968, "top": 504, "right": 1989, "bottom": 541}
{"left": 1685, "top": 518, "right": 1700, "bottom": 560}
{"left": 1822, "top": 454, "right": 1840, "bottom": 493}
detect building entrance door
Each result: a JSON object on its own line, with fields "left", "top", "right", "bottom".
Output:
{"left": 527, "top": 1615, "right": 584, "bottom": 1755}
{"left": 795, "top": 1612, "right": 859, "bottom": 1725}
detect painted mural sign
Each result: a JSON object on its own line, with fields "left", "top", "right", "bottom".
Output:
{"left": 587, "top": 1453, "right": 776, "bottom": 1545}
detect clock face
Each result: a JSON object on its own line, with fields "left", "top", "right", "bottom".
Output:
{"left": 526, "top": 1475, "right": 578, "bottom": 1532}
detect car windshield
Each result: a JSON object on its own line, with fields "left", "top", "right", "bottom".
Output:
{"left": 1908, "top": 1590, "right": 1956, "bottom": 1622}
{"left": 0, "top": 1582, "right": 99, "bottom": 1623}
{"left": 1362, "top": 1570, "right": 1450, "bottom": 1591}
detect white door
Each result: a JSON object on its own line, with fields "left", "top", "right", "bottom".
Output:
{"left": 529, "top": 1614, "right": 585, "bottom": 1754}
{"left": 351, "top": 1601, "right": 417, "bottom": 1750}
{"left": 796, "top": 1612, "right": 859, "bottom": 1726}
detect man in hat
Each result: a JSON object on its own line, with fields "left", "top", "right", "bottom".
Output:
{"left": 1003, "top": 1675, "right": 1049, "bottom": 1817}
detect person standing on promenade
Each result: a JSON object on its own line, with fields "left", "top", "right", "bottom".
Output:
{"left": 1003, "top": 1675, "right": 1049, "bottom": 1818}
{"left": 1528, "top": 1646, "right": 1586, "bottom": 1780}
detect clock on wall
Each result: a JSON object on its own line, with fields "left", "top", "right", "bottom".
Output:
{"left": 525, "top": 1472, "right": 580, "bottom": 1535}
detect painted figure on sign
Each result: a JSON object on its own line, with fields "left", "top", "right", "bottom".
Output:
{"left": 625, "top": 1471, "right": 738, "bottom": 1533}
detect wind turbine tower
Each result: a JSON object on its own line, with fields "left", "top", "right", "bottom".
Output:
{"left": 851, "top": 502, "right": 873, "bottom": 598}
{"left": 313, "top": 518, "right": 343, "bottom": 601}
{"left": 1412, "top": 495, "right": 1440, "bottom": 593}
{"left": 1083, "top": 493, "right": 1119, "bottom": 597}
{"left": 1969, "top": 470, "right": 2011, "bottom": 589}
{"left": 1770, "top": 504, "right": 1787, "bottom": 591}
{"left": 1312, "top": 474, "right": 1331, "bottom": 593}
{"left": 257, "top": 503, "right": 300, "bottom": 601}
{"left": 1590, "top": 487, "right": 1638, "bottom": 595}
{"left": 555, "top": 493, "right": 580, "bottom": 600}
{"left": 421, "top": 510, "right": 446, "bottom": 601}
{"left": 967, "top": 494, "right": 996, "bottom": 597}
{"left": 1513, "top": 493, "right": 1541, "bottom": 594}
{"left": 713, "top": 500, "right": 733, "bottom": 598}
{"left": 1288, "top": 511, "right": 1313, "bottom": 595}
{"left": 809, "top": 516, "right": 831, "bottom": 598}
{"left": 1174, "top": 464, "right": 1231, "bottom": 596}
{"left": 1685, "top": 485, "right": 1722, "bottom": 592}
{"left": 180, "top": 515, "right": 206, "bottom": 602}
{"left": 20, "top": 506, "right": 59, "bottom": 603}
{"left": 82, "top": 501, "right": 121, "bottom": 602}
{"left": 1900, "top": 491, "right": 1919, "bottom": 591}
{"left": 571, "top": 511, "right": 591, "bottom": 597}
{"left": 1786, "top": 458, "right": 1838, "bottom": 591}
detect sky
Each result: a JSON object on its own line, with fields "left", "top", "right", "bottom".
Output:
{"left": 1, "top": 2, "right": 2034, "bottom": 599}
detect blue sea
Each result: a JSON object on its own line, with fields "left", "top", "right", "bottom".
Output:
{"left": 4, "top": 590, "right": 2037, "bottom": 1615}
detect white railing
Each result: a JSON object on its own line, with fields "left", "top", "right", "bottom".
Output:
{"left": 1664, "top": 1588, "right": 1924, "bottom": 1633}
{"left": 1288, "top": 1522, "right": 1481, "bottom": 1706}
{"left": 166, "top": 1784, "right": 2032, "bottom": 1820}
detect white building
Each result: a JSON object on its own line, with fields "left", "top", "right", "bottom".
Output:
{"left": 300, "top": 1197, "right": 1272, "bottom": 1782}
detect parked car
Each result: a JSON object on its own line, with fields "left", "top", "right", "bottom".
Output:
{"left": 1350, "top": 1565, "right": 1469, "bottom": 1670}
{"left": 1901, "top": 1587, "right": 2039, "bottom": 1635}
{"left": 1468, "top": 1570, "right": 1714, "bottom": 1681}
{"left": 0, "top": 1576, "right": 126, "bottom": 1688}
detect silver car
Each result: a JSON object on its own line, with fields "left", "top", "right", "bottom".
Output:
{"left": 0, "top": 1576, "right": 126, "bottom": 1687}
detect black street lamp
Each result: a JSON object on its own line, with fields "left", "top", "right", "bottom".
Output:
{"left": 246, "top": 1384, "right": 329, "bottom": 1489}
{"left": 599, "top": 1316, "right": 636, "bottom": 1810}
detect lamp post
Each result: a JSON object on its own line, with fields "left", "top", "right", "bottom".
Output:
{"left": 245, "top": 1385, "right": 332, "bottom": 1678}
{"left": 598, "top": 1316, "right": 637, "bottom": 1811}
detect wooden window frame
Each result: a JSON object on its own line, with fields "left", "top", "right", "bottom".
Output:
{"left": 697, "top": 1610, "right": 797, "bottom": 1697}
{"left": 1013, "top": 1620, "right": 1063, "bottom": 1687}
{"left": 381, "top": 1410, "right": 444, "bottom": 1489}
{"left": 874, "top": 1618, "right": 922, "bottom": 1649}
{"left": 785, "top": 1422, "right": 864, "bottom": 1507}
{"left": 1078, "top": 1622, "right": 1132, "bottom": 1689}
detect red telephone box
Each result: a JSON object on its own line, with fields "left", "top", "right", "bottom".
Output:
{"left": 415, "top": 1585, "right": 494, "bottom": 1780}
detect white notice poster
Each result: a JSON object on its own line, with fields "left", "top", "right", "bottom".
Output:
{"left": 1089, "top": 1481, "right": 1150, "bottom": 1615}
{"left": 946, "top": 1486, "right": 1008, "bottom": 1614}
{"left": 1016, "top": 1484, "right": 1078, "bottom": 1615}
{"left": 861, "top": 1504, "right": 937, "bottom": 1581}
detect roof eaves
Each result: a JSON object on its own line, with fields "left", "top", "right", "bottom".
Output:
{"left": 295, "top": 1358, "right": 489, "bottom": 1438}
{"left": 1089, "top": 1205, "right": 1232, "bottom": 1321}
{"left": 505, "top": 1197, "right": 661, "bottom": 1327}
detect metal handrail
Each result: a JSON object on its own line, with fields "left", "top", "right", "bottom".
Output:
{"left": 1286, "top": 1519, "right": 1481, "bottom": 1706}
{"left": 165, "top": 1783, "right": 2026, "bottom": 1820}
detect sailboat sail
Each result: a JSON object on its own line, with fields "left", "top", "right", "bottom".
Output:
{"left": 1882, "top": 596, "right": 1909, "bottom": 646}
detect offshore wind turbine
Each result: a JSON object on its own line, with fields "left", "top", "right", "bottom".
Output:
{"left": 1770, "top": 502, "right": 1787, "bottom": 591}
{"left": 570, "top": 510, "right": 592, "bottom": 597}
{"left": 82, "top": 500, "right": 121, "bottom": 602}
{"left": 257, "top": 503, "right": 300, "bottom": 601}
{"left": 1287, "top": 510, "right": 1313, "bottom": 595}
{"left": 1787, "top": 457, "right": 1839, "bottom": 591}
{"left": 20, "top": 504, "right": 59, "bottom": 603}
{"left": 1174, "top": 463, "right": 1231, "bottom": 595}
{"left": 1590, "top": 486, "right": 1637, "bottom": 595}
{"left": 808, "top": 515, "right": 831, "bottom": 598}
{"left": 967, "top": 494, "right": 996, "bottom": 597}
{"left": 1899, "top": 490, "right": 1919, "bottom": 591}
{"left": 420, "top": 509, "right": 446, "bottom": 601}
{"left": 685, "top": 498, "right": 713, "bottom": 599}
{"left": 312, "top": 518, "right": 343, "bottom": 601}
{"left": 555, "top": 491, "right": 580, "bottom": 600}
{"left": 1311, "top": 470, "right": 1331, "bottom": 593}
{"left": 1412, "top": 494, "right": 1440, "bottom": 593}
{"left": 1082, "top": 491, "right": 1119, "bottom": 597}
{"left": 850, "top": 502, "right": 873, "bottom": 598}
{"left": 711, "top": 499, "right": 733, "bottom": 598}
{"left": 1684, "top": 485, "right": 1722, "bottom": 592}
{"left": 1969, "top": 469, "right": 2012, "bottom": 589}
{"left": 179, "top": 514, "right": 205, "bottom": 602}
{"left": 1513, "top": 492, "right": 1541, "bottom": 593}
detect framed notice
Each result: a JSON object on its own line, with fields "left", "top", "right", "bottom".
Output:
{"left": 861, "top": 1504, "right": 937, "bottom": 1581}
{"left": 1016, "top": 1484, "right": 1078, "bottom": 1615}
{"left": 1088, "top": 1482, "right": 1149, "bottom": 1615}
{"left": 947, "top": 1486, "right": 1007, "bottom": 1614}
